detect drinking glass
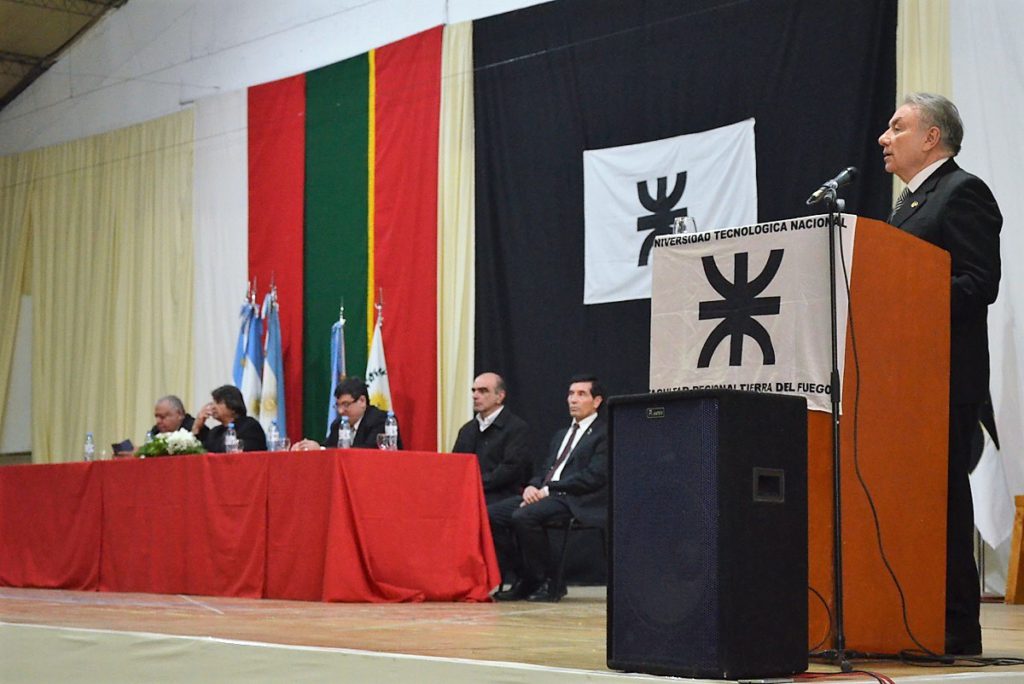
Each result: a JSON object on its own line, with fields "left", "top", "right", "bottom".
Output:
{"left": 673, "top": 216, "right": 698, "bottom": 234}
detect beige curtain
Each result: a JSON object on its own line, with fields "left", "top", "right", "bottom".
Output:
{"left": 0, "top": 153, "right": 34, "bottom": 431}
{"left": 894, "top": 0, "right": 951, "bottom": 205}
{"left": 28, "top": 110, "right": 194, "bottom": 462}
{"left": 437, "top": 21, "right": 476, "bottom": 452}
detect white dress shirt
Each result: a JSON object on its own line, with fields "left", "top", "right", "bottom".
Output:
{"left": 906, "top": 156, "right": 951, "bottom": 193}
{"left": 476, "top": 404, "right": 504, "bottom": 432}
{"left": 550, "top": 412, "right": 599, "bottom": 482}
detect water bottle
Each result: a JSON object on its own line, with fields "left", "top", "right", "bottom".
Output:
{"left": 267, "top": 421, "right": 280, "bottom": 451}
{"left": 225, "top": 422, "right": 240, "bottom": 453}
{"left": 339, "top": 415, "right": 353, "bottom": 449}
{"left": 384, "top": 410, "right": 398, "bottom": 451}
{"left": 83, "top": 432, "right": 95, "bottom": 462}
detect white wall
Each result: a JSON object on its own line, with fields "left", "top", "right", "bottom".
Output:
{"left": 0, "top": 297, "right": 31, "bottom": 454}
{"left": 0, "top": 0, "right": 551, "bottom": 155}
{"left": 952, "top": 0, "right": 1024, "bottom": 592}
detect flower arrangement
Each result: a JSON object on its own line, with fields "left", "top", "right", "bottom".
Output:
{"left": 136, "top": 428, "right": 206, "bottom": 458}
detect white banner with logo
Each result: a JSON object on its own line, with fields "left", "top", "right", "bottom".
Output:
{"left": 649, "top": 214, "right": 857, "bottom": 412}
{"left": 583, "top": 119, "right": 757, "bottom": 305}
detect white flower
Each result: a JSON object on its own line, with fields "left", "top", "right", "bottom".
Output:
{"left": 161, "top": 428, "right": 202, "bottom": 454}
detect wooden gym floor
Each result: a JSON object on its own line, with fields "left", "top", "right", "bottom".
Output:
{"left": 2, "top": 586, "right": 1024, "bottom": 680}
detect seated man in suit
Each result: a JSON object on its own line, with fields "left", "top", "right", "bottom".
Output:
{"left": 147, "top": 395, "right": 195, "bottom": 438}
{"left": 292, "top": 377, "right": 392, "bottom": 450}
{"left": 489, "top": 374, "right": 608, "bottom": 603}
{"left": 452, "top": 372, "right": 531, "bottom": 505}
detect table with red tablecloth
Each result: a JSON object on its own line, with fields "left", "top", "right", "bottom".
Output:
{"left": 0, "top": 450, "right": 500, "bottom": 602}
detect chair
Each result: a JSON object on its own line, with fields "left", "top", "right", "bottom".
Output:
{"left": 542, "top": 516, "right": 607, "bottom": 593}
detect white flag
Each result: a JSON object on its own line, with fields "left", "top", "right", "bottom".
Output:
{"left": 365, "top": 313, "right": 392, "bottom": 411}
{"left": 583, "top": 119, "right": 758, "bottom": 304}
{"left": 649, "top": 214, "right": 857, "bottom": 413}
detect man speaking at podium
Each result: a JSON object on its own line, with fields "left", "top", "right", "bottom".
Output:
{"left": 878, "top": 92, "right": 1002, "bottom": 656}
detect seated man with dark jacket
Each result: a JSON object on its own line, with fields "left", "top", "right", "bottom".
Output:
{"left": 488, "top": 374, "right": 608, "bottom": 603}
{"left": 192, "top": 384, "right": 267, "bottom": 452}
{"left": 292, "top": 377, "right": 394, "bottom": 450}
{"left": 452, "top": 372, "right": 531, "bottom": 505}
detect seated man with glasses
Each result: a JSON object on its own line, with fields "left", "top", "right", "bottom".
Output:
{"left": 291, "top": 377, "right": 396, "bottom": 450}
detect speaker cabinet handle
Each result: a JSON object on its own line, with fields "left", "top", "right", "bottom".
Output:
{"left": 752, "top": 467, "right": 785, "bottom": 503}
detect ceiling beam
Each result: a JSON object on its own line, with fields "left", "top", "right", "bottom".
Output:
{"left": 0, "top": 50, "right": 48, "bottom": 78}
{"left": 0, "top": 50, "right": 46, "bottom": 66}
{"left": 0, "top": 0, "right": 127, "bottom": 112}
{"left": 2, "top": 0, "right": 126, "bottom": 18}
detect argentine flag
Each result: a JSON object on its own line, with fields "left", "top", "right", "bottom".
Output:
{"left": 326, "top": 311, "right": 347, "bottom": 437}
{"left": 259, "top": 289, "right": 285, "bottom": 433}
{"left": 238, "top": 299, "right": 264, "bottom": 418}
{"left": 231, "top": 298, "right": 256, "bottom": 388}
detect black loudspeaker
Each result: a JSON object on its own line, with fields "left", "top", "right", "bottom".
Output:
{"left": 606, "top": 390, "right": 808, "bottom": 680}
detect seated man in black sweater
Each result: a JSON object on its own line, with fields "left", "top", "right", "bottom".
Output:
{"left": 451, "top": 372, "right": 531, "bottom": 505}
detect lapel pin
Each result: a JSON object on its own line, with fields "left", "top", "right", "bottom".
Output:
{"left": 910, "top": 201, "right": 919, "bottom": 208}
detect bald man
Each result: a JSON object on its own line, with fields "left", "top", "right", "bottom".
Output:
{"left": 452, "top": 372, "right": 531, "bottom": 505}
{"left": 148, "top": 395, "right": 196, "bottom": 438}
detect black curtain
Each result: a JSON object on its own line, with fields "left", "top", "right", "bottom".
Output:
{"left": 474, "top": 0, "right": 896, "bottom": 461}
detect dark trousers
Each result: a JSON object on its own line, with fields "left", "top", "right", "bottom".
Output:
{"left": 946, "top": 403, "right": 981, "bottom": 645}
{"left": 488, "top": 494, "right": 573, "bottom": 584}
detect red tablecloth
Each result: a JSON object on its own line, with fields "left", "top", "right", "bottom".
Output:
{"left": 0, "top": 450, "right": 499, "bottom": 602}
{"left": 0, "top": 461, "right": 101, "bottom": 590}
{"left": 266, "top": 450, "right": 499, "bottom": 602}
{"left": 101, "top": 452, "right": 269, "bottom": 597}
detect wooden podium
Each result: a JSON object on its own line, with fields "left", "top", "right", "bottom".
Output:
{"left": 807, "top": 217, "right": 949, "bottom": 654}
{"left": 650, "top": 216, "right": 950, "bottom": 654}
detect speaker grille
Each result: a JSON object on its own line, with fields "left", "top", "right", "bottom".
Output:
{"left": 609, "top": 396, "right": 720, "bottom": 670}
{"left": 607, "top": 389, "right": 808, "bottom": 679}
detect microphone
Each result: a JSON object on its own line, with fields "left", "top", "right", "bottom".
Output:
{"left": 805, "top": 167, "right": 858, "bottom": 205}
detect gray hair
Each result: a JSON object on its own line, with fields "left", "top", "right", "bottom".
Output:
{"left": 156, "top": 395, "right": 186, "bottom": 415}
{"left": 903, "top": 92, "right": 963, "bottom": 156}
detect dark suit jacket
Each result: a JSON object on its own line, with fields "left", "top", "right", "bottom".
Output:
{"left": 452, "top": 408, "right": 531, "bottom": 503}
{"left": 889, "top": 158, "right": 1001, "bottom": 404}
{"left": 325, "top": 405, "right": 392, "bottom": 449}
{"left": 200, "top": 415, "right": 267, "bottom": 453}
{"left": 529, "top": 415, "right": 608, "bottom": 526}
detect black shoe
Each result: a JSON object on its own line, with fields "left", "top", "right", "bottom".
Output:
{"left": 526, "top": 579, "right": 567, "bottom": 603}
{"left": 945, "top": 636, "right": 982, "bottom": 656}
{"left": 493, "top": 578, "right": 541, "bottom": 601}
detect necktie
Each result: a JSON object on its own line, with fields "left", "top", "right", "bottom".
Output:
{"left": 543, "top": 423, "right": 579, "bottom": 485}
{"left": 889, "top": 187, "right": 910, "bottom": 222}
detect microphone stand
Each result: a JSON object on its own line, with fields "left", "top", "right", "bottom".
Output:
{"left": 820, "top": 188, "right": 852, "bottom": 673}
